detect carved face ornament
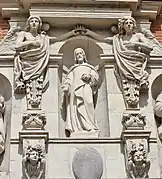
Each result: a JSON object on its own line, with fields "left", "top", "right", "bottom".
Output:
{"left": 28, "top": 150, "right": 39, "bottom": 164}
{"left": 133, "top": 150, "right": 144, "bottom": 165}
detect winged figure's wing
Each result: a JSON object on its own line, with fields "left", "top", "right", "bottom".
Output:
{"left": 141, "top": 28, "right": 162, "bottom": 56}
{"left": 0, "top": 26, "right": 21, "bottom": 54}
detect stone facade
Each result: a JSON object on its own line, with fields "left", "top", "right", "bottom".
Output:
{"left": 0, "top": 1, "right": 162, "bottom": 179}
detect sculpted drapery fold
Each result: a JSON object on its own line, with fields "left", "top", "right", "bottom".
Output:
{"left": 14, "top": 33, "right": 49, "bottom": 86}
{"left": 113, "top": 34, "right": 149, "bottom": 88}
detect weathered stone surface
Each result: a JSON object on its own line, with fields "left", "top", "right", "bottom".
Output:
{"left": 0, "top": 5, "right": 161, "bottom": 178}
{"left": 72, "top": 147, "right": 103, "bottom": 179}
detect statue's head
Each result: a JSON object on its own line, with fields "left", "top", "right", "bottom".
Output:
{"left": 74, "top": 48, "right": 87, "bottom": 64}
{"left": 25, "top": 16, "right": 42, "bottom": 33}
{"left": 26, "top": 144, "right": 43, "bottom": 165}
{"left": 133, "top": 150, "right": 145, "bottom": 165}
{"left": 118, "top": 16, "right": 136, "bottom": 35}
{"left": 130, "top": 142, "right": 146, "bottom": 166}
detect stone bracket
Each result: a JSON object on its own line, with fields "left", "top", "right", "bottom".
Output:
{"left": 22, "top": 111, "right": 46, "bottom": 130}
{"left": 122, "top": 109, "right": 146, "bottom": 130}
{"left": 19, "top": 130, "right": 49, "bottom": 143}
{"left": 122, "top": 130, "right": 151, "bottom": 179}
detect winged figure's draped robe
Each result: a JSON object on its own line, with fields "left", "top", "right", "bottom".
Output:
{"left": 64, "top": 63, "right": 99, "bottom": 134}
{"left": 14, "top": 33, "right": 49, "bottom": 88}
{"left": 113, "top": 34, "right": 149, "bottom": 87}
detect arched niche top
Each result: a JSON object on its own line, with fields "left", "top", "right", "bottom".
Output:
{"left": 53, "top": 36, "right": 109, "bottom": 55}
{"left": 0, "top": 74, "right": 12, "bottom": 101}
{"left": 151, "top": 74, "right": 162, "bottom": 101}
{"left": 58, "top": 37, "right": 104, "bottom": 69}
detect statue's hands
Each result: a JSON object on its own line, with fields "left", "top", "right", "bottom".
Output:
{"left": 31, "top": 41, "right": 41, "bottom": 47}
{"left": 74, "top": 25, "right": 87, "bottom": 36}
{"left": 81, "top": 73, "right": 92, "bottom": 83}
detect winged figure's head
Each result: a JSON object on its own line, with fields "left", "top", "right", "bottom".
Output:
{"left": 118, "top": 16, "right": 136, "bottom": 35}
{"left": 25, "top": 16, "right": 42, "bottom": 33}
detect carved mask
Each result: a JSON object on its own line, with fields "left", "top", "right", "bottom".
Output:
{"left": 29, "top": 150, "right": 39, "bottom": 164}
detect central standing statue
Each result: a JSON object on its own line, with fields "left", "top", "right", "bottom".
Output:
{"left": 62, "top": 48, "right": 99, "bottom": 137}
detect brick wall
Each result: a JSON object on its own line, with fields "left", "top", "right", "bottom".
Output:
{"left": 0, "top": 17, "right": 9, "bottom": 40}
{"left": 151, "top": 9, "right": 162, "bottom": 43}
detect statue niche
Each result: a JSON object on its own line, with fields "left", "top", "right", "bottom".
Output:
{"left": 62, "top": 48, "right": 100, "bottom": 138}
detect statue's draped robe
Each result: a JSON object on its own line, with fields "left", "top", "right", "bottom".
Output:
{"left": 155, "top": 93, "right": 162, "bottom": 117}
{"left": 64, "top": 63, "right": 99, "bottom": 133}
{"left": 14, "top": 33, "right": 49, "bottom": 87}
{"left": 113, "top": 34, "right": 149, "bottom": 87}
{"left": 0, "top": 103, "right": 5, "bottom": 154}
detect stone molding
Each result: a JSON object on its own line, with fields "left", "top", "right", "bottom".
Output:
{"left": 19, "top": 131, "right": 49, "bottom": 143}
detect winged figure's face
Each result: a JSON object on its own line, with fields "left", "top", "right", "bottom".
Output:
{"left": 29, "top": 17, "right": 40, "bottom": 32}
{"left": 123, "top": 19, "right": 134, "bottom": 33}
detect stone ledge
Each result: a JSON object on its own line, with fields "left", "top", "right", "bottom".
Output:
{"left": 10, "top": 137, "right": 157, "bottom": 144}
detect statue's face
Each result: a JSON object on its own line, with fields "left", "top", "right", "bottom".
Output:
{"left": 123, "top": 19, "right": 134, "bottom": 33}
{"left": 75, "top": 49, "right": 84, "bottom": 64}
{"left": 133, "top": 151, "right": 144, "bottom": 165}
{"left": 29, "top": 150, "right": 39, "bottom": 163}
{"left": 29, "top": 17, "right": 40, "bottom": 31}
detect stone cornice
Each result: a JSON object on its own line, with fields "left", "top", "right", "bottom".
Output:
{"left": 1, "top": 53, "right": 162, "bottom": 68}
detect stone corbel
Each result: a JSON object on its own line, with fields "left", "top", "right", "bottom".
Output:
{"left": 19, "top": 131, "right": 48, "bottom": 179}
{"left": 22, "top": 111, "right": 46, "bottom": 130}
{"left": 122, "top": 109, "right": 146, "bottom": 130}
{"left": 122, "top": 130, "right": 151, "bottom": 178}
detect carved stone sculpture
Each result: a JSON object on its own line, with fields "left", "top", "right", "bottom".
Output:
{"left": 122, "top": 109, "right": 146, "bottom": 130}
{"left": 0, "top": 94, "right": 5, "bottom": 154}
{"left": 14, "top": 16, "right": 76, "bottom": 109}
{"left": 22, "top": 112, "right": 46, "bottom": 130}
{"left": 125, "top": 140, "right": 150, "bottom": 178}
{"left": 154, "top": 92, "right": 162, "bottom": 139}
{"left": 22, "top": 144, "right": 45, "bottom": 179}
{"left": 84, "top": 17, "right": 155, "bottom": 108}
{"left": 14, "top": 16, "right": 49, "bottom": 109}
{"left": 62, "top": 48, "right": 99, "bottom": 137}
{"left": 72, "top": 147, "right": 103, "bottom": 179}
